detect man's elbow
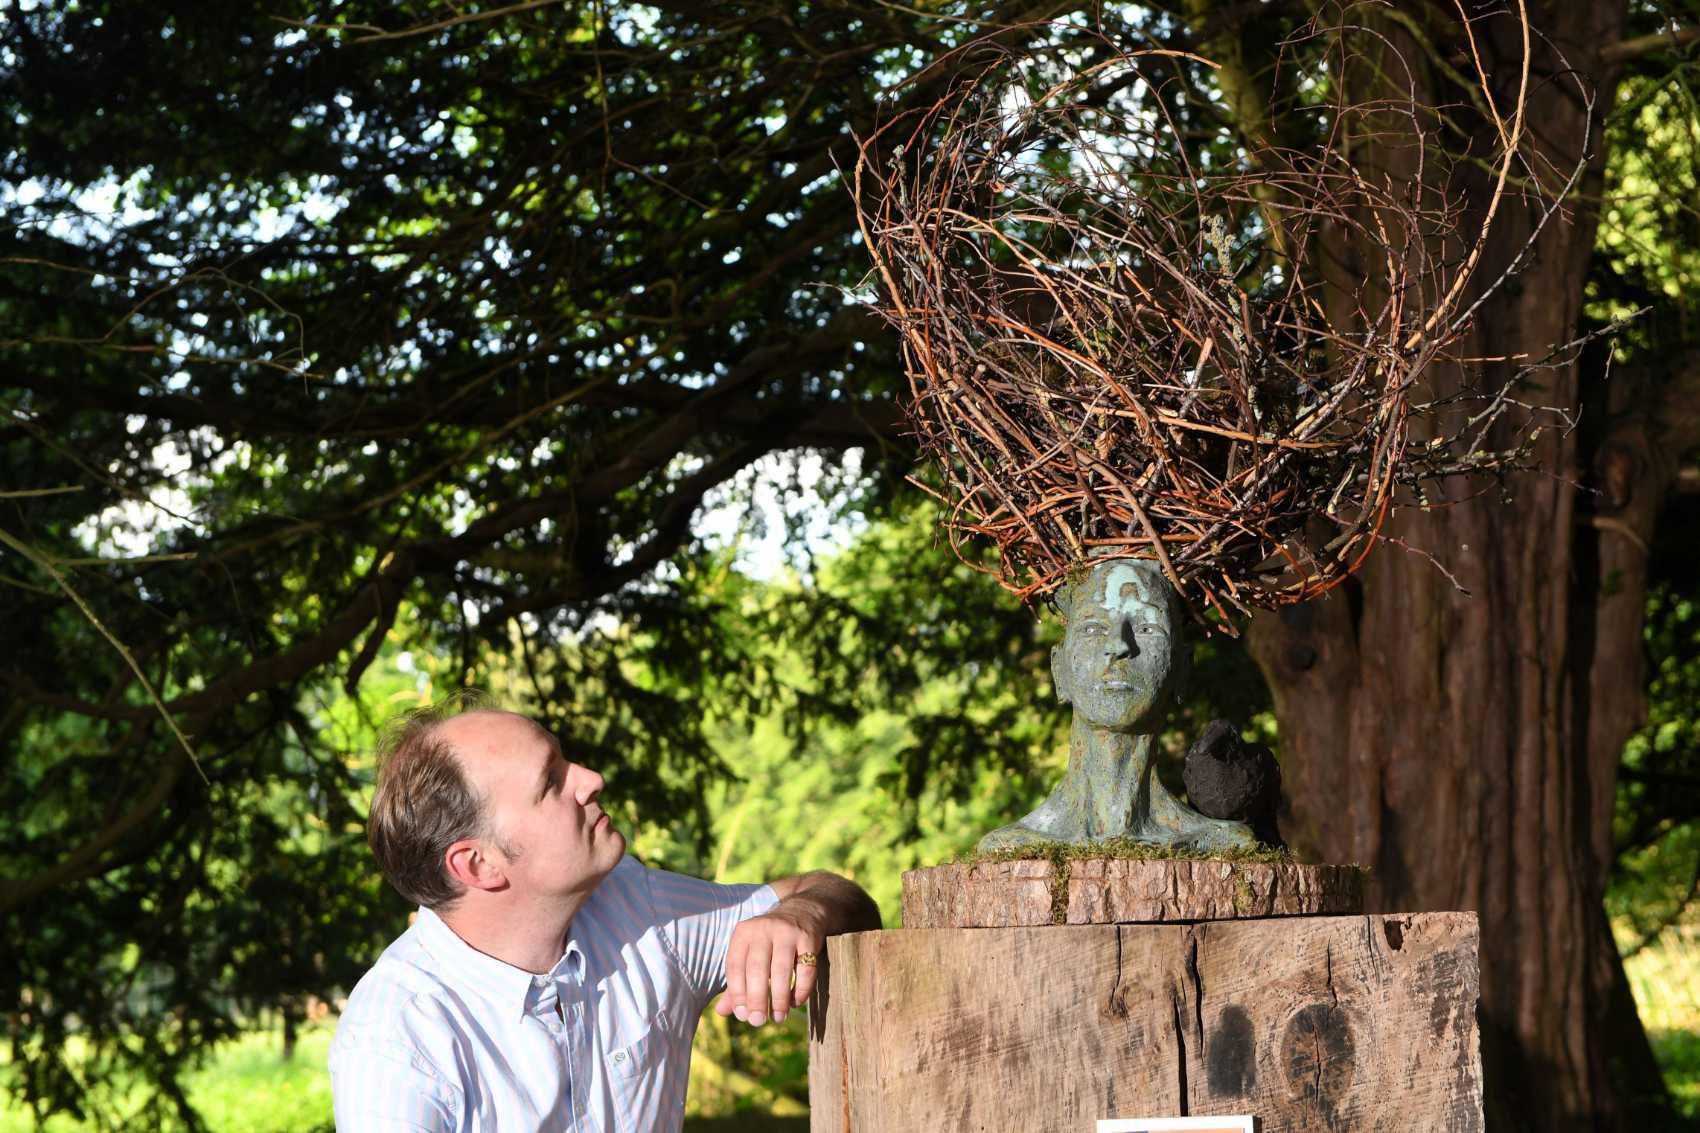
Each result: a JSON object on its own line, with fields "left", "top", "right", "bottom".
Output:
{"left": 845, "top": 879, "right": 882, "bottom": 933}
{"left": 817, "top": 871, "right": 883, "bottom": 934}
{"left": 780, "top": 870, "right": 883, "bottom": 934}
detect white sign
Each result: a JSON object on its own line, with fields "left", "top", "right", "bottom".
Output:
{"left": 1097, "top": 1118, "right": 1256, "bottom": 1133}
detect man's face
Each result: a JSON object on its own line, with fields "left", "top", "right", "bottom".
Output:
{"left": 1053, "top": 560, "right": 1178, "bottom": 732}
{"left": 441, "top": 711, "right": 626, "bottom": 902}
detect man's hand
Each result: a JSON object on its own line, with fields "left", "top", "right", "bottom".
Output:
{"left": 715, "top": 905, "right": 822, "bottom": 1027}
{"left": 715, "top": 871, "right": 880, "bottom": 1027}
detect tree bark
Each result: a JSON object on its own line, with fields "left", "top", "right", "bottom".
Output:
{"left": 281, "top": 1000, "right": 300, "bottom": 1063}
{"left": 1218, "top": 2, "right": 1677, "bottom": 1128}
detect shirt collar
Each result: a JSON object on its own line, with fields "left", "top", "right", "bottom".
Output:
{"left": 411, "top": 907, "right": 583, "bottom": 1021}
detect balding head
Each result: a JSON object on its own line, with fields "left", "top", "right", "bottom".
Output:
{"left": 367, "top": 698, "right": 524, "bottom": 909}
{"left": 433, "top": 710, "right": 551, "bottom": 778}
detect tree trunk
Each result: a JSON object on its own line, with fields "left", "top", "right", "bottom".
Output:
{"left": 1230, "top": 3, "right": 1677, "bottom": 1128}
{"left": 281, "top": 999, "right": 300, "bottom": 1063}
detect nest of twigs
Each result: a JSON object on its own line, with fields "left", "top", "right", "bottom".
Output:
{"left": 854, "top": 13, "right": 1562, "bottom": 619}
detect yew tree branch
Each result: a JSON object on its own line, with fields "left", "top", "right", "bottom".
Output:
{"left": 1600, "top": 25, "right": 1700, "bottom": 65}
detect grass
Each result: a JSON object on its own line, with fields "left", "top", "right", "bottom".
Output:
{"left": 180, "top": 1029, "right": 334, "bottom": 1133}
{"left": 1620, "top": 920, "right": 1700, "bottom": 1119}
{"left": 0, "top": 1027, "right": 334, "bottom": 1133}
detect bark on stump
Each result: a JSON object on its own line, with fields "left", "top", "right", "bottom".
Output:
{"left": 810, "top": 861, "right": 1480, "bottom": 1132}
{"left": 902, "top": 859, "right": 1366, "bottom": 927}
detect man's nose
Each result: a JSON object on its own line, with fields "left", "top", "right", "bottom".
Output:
{"left": 570, "top": 764, "right": 605, "bottom": 806}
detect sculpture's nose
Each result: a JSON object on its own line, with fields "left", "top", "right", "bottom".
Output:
{"left": 1114, "top": 618, "right": 1140, "bottom": 659}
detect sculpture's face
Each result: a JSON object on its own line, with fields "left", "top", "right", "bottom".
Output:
{"left": 1053, "top": 560, "right": 1179, "bottom": 732}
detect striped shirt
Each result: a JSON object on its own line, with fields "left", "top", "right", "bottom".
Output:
{"left": 328, "top": 856, "right": 777, "bottom": 1132}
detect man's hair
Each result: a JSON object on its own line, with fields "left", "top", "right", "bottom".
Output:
{"left": 367, "top": 691, "right": 499, "bottom": 910}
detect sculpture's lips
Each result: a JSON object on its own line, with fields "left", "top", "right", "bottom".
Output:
{"left": 1101, "top": 679, "right": 1135, "bottom": 690}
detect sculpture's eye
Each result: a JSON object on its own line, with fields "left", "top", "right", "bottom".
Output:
{"left": 1078, "top": 620, "right": 1109, "bottom": 636}
{"left": 1135, "top": 623, "right": 1166, "bottom": 636}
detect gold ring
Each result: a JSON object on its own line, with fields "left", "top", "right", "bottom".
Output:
{"left": 795, "top": 951, "right": 818, "bottom": 967}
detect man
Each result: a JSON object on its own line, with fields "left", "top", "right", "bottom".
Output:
{"left": 329, "top": 700, "right": 880, "bottom": 1132}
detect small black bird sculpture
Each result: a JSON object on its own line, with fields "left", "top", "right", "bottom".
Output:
{"left": 1183, "top": 719, "right": 1283, "bottom": 848}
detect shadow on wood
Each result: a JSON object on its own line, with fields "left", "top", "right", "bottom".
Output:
{"left": 808, "top": 914, "right": 1480, "bottom": 1133}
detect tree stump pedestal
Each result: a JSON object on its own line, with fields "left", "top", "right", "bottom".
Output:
{"left": 807, "top": 859, "right": 1482, "bottom": 1132}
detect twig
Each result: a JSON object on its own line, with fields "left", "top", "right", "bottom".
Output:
{"left": 850, "top": 8, "right": 1565, "bottom": 616}
{"left": 274, "top": 1, "right": 565, "bottom": 45}
{"left": 0, "top": 528, "right": 208, "bottom": 784}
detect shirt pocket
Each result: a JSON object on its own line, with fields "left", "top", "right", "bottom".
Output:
{"left": 604, "top": 1010, "right": 669, "bottom": 1132}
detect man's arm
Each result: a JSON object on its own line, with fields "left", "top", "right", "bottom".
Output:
{"left": 330, "top": 1040, "right": 459, "bottom": 1133}
{"left": 714, "top": 870, "right": 881, "bottom": 1027}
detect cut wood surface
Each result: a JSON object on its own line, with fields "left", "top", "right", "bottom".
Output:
{"left": 807, "top": 914, "right": 1480, "bottom": 1133}
{"left": 902, "top": 859, "right": 1365, "bottom": 927}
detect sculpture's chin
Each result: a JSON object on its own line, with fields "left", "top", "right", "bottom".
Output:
{"left": 1088, "top": 719, "right": 1156, "bottom": 735}
{"left": 1074, "top": 690, "right": 1161, "bottom": 731}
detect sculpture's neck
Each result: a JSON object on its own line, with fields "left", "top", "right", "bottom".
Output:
{"left": 1065, "top": 716, "right": 1157, "bottom": 838}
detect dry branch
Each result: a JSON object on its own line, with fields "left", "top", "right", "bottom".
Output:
{"left": 853, "top": 6, "right": 1576, "bottom": 619}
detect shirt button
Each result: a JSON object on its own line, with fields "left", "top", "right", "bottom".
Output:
{"left": 532, "top": 975, "right": 548, "bottom": 988}
{"left": 612, "top": 1051, "right": 626, "bottom": 1064}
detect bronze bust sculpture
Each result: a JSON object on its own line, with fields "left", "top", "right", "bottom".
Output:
{"left": 978, "top": 558, "right": 1258, "bottom": 854}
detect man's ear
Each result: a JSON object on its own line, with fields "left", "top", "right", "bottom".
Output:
{"left": 444, "top": 838, "right": 509, "bottom": 894}
{"left": 1050, "top": 643, "right": 1072, "bottom": 706}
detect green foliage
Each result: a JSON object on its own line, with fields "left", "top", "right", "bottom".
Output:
{"left": 1590, "top": 34, "right": 1700, "bottom": 350}
{"left": 1611, "top": 576, "right": 1700, "bottom": 952}
{"left": 617, "top": 500, "right": 1071, "bottom": 917}
{"left": 0, "top": 1, "right": 976, "bottom": 1119}
{"left": 1, "top": 673, "right": 404, "bottom": 1128}
{"left": 1588, "top": 0, "right": 1700, "bottom": 1009}
{"left": 1652, "top": 1029, "right": 1700, "bottom": 1119}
